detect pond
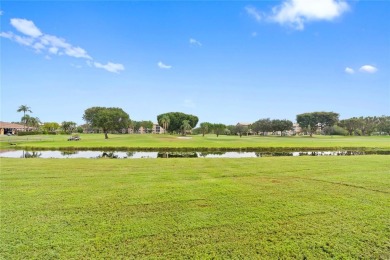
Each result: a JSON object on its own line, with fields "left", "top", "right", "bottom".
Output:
{"left": 0, "top": 150, "right": 384, "bottom": 159}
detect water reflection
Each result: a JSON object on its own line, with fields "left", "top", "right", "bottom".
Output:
{"left": 158, "top": 152, "right": 198, "bottom": 158}
{"left": 21, "top": 151, "right": 42, "bottom": 158}
{"left": 61, "top": 151, "right": 79, "bottom": 156}
{"left": 98, "top": 152, "right": 119, "bottom": 159}
{"left": 0, "top": 149, "right": 386, "bottom": 159}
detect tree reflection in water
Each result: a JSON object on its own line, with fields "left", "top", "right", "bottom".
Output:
{"left": 98, "top": 152, "right": 118, "bottom": 158}
{"left": 21, "top": 151, "right": 42, "bottom": 158}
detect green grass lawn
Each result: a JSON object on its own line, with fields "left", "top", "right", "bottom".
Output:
{"left": 1, "top": 156, "right": 389, "bottom": 259}
{"left": 1, "top": 134, "right": 389, "bottom": 150}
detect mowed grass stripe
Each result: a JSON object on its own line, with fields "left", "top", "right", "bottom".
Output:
{"left": 1, "top": 156, "right": 389, "bottom": 259}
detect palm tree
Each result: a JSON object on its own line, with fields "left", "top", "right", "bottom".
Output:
{"left": 29, "top": 117, "right": 41, "bottom": 131}
{"left": 181, "top": 120, "right": 192, "bottom": 136}
{"left": 21, "top": 115, "right": 32, "bottom": 131}
{"left": 159, "top": 115, "right": 170, "bottom": 134}
{"left": 200, "top": 122, "right": 211, "bottom": 137}
{"left": 17, "top": 105, "right": 32, "bottom": 131}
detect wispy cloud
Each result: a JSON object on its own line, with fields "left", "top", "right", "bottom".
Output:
{"left": 345, "top": 65, "right": 378, "bottom": 74}
{"left": 0, "top": 10, "right": 4, "bottom": 16}
{"left": 345, "top": 67, "right": 354, "bottom": 74}
{"left": 94, "top": 62, "right": 125, "bottom": 74}
{"left": 11, "top": 18, "right": 43, "bottom": 37}
{"left": 359, "top": 65, "right": 378, "bottom": 73}
{"left": 189, "top": 38, "right": 202, "bottom": 47}
{"left": 245, "top": 6, "right": 262, "bottom": 22}
{"left": 38, "top": 34, "right": 92, "bottom": 59}
{"left": 247, "top": 0, "right": 349, "bottom": 30}
{"left": 158, "top": 61, "right": 172, "bottom": 69}
{"left": 1, "top": 18, "right": 124, "bottom": 73}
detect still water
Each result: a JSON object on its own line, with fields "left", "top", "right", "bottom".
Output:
{"left": 0, "top": 150, "right": 372, "bottom": 159}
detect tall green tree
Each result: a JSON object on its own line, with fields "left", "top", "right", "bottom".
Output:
{"left": 43, "top": 122, "right": 60, "bottom": 133}
{"left": 200, "top": 122, "right": 212, "bottom": 137}
{"left": 377, "top": 116, "right": 390, "bottom": 135}
{"left": 83, "top": 107, "right": 130, "bottom": 139}
{"left": 17, "top": 105, "right": 32, "bottom": 130}
{"left": 28, "top": 117, "right": 41, "bottom": 129}
{"left": 252, "top": 118, "right": 272, "bottom": 135}
{"left": 271, "top": 119, "right": 293, "bottom": 136}
{"left": 181, "top": 120, "right": 192, "bottom": 136}
{"left": 132, "top": 120, "right": 153, "bottom": 133}
{"left": 157, "top": 112, "right": 198, "bottom": 133}
{"left": 21, "top": 115, "right": 40, "bottom": 130}
{"left": 226, "top": 125, "right": 237, "bottom": 135}
{"left": 339, "top": 117, "right": 361, "bottom": 135}
{"left": 213, "top": 123, "right": 226, "bottom": 137}
{"left": 359, "top": 116, "right": 378, "bottom": 136}
{"left": 62, "top": 121, "right": 77, "bottom": 134}
{"left": 235, "top": 124, "right": 248, "bottom": 137}
{"left": 296, "top": 112, "right": 339, "bottom": 137}
{"left": 158, "top": 115, "right": 170, "bottom": 134}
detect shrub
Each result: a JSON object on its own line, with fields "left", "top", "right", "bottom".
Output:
{"left": 323, "top": 126, "right": 348, "bottom": 136}
{"left": 17, "top": 131, "right": 42, "bottom": 136}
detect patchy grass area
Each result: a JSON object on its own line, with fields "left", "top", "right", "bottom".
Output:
{"left": 1, "top": 156, "right": 389, "bottom": 258}
{"left": 1, "top": 134, "right": 389, "bottom": 150}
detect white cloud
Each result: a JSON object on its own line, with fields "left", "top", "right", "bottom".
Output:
{"left": 251, "top": 32, "right": 258, "bottom": 37}
{"left": 0, "top": 10, "right": 4, "bottom": 16}
{"left": 245, "top": 6, "right": 262, "bottom": 22}
{"left": 33, "top": 42, "right": 45, "bottom": 52}
{"left": 2, "top": 17, "right": 123, "bottom": 73}
{"left": 49, "top": 47, "right": 59, "bottom": 54}
{"left": 359, "top": 65, "right": 378, "bottom": 73}
{"left": 11, "top": 18, "right": 42, "bottom": 37}
{"left": 14, "top": 34, "right": 34, "bottom": 46}
{"left": 189, "top": 38, "right": 202, "bottom": 47}
{"left": 0, "top": 32, "right": 13, "bottom": 39}
{"left": 40, "top": 34, "right": 92, "bottom": 59}
{"left": 94, "top": 62, "right": 125, "bottom": 73}
{"left": 345, "top": 67, "right": 354, "bottom": 74}
{"left": 0, "top": 31, "right": 34, "bottom": 46}
{"left": 64, "top": 46, "right": 91, "bottom": 59}
{"left": 158, "top": 61, "right": 172, "bottom": 69}
{"left": 250, "top": 0, "right": 349, "bottom": 30}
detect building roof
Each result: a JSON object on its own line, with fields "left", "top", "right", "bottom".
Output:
{"left": 0, "top": 121, "right": 25, "bottom": 129}
{"left": 236, "top": 122, "right": 252, "bottom": 126}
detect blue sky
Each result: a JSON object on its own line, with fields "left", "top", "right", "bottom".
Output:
{"left": 1, "top": 0, "right": 389, "bottom": 125}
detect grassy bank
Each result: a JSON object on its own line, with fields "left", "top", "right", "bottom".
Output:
{"left": 1, "top": 134, "right": 389, "bottom": 151}
{"left": 1, "top": 156, "right": 389, "bottom": 258}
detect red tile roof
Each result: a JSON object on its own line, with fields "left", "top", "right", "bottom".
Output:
{"left": 0, "top": 121, "right": 25, "bottom": 129}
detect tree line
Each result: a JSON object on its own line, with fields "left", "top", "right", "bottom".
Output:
{"left": 15, "top": 105, "right": 81, "bottom": 135}
{"left": 14, "top": 105, "right": 390, "bottom": 138}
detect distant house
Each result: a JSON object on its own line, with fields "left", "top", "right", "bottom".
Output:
{"left": 292, "top": 123, "right": 302, "bottom": 135}
{"left": 138, "top": 126, "right": 147, "bottom": 134}
{"left": 152, "top": 123, "right": 165, "bottom": 134}
{"left": 236, "top": 122, "right": 254, "bottom": 135}
{"left": 0, "top": 121, "right": 26, "bottom": 135}
{"left": 128, "top": 123, "right": 165, "bottom": 134}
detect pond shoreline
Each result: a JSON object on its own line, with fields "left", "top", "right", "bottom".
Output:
{"left": 3, "top": 146, "right": 389, "bottom": 154}
{"left": 1, "top": 148, "right": 389, "bottom": 159}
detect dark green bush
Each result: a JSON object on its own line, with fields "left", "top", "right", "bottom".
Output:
{"left": 17, "top": 131, "right": 42, "bottom": 136}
